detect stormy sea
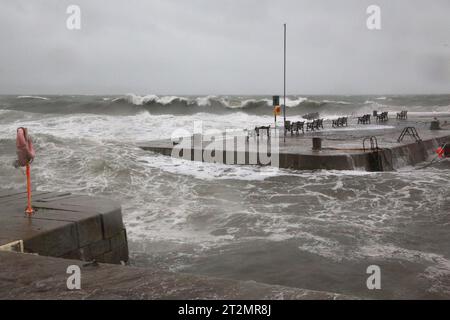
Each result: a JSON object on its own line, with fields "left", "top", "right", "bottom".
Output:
{"left": 1, "top": 94, "right": 449, "bottom": 299}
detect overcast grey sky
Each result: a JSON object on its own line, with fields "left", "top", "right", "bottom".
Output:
{"left": 1, "top": 0, "right": 450, "bottom": 95}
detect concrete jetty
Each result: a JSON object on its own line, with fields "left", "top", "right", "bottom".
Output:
{"left": 0, "top": 251, "right": 353, "bottom": 299}
{"left": 139, "top": 117, "right": 450, "bottom": 171}
{"left": 0, "top": 189, "right": 128, "bottom": 264}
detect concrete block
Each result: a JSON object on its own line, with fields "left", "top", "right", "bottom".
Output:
{"left": 88, "top": 238, "right": 111, "bottom": 258}
{"left": 0, "top": 191, "right": 53, "bottom": 206}
{"left": 109, "top": 229, "right": 128, "bottom": 250}
{"left": 79, "top": 246, "right": 93, "bottom": 261}
{"left": 0, "top": 213, "right": 71, "bottom": 246}
{"left": 25, "top": 208, "right": 104, "bottom": 248}
{"left": 0, "top": 191, "right": 128, "bottom": 265}
{"left": 76, "top": 215, "right": 104, "bottom": 248}
{"left": 23, "top": 221, "right": 78, "bottom": 257}
{"left": 100, "top": 245, "right": 129, "bottom": 264}
{"left": 59, "top": 249, "right": 82, "bottom": 261}
{"left": 101, "top": 208, "right": 125, "bottom": 239}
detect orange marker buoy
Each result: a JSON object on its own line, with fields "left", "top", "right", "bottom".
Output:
{"left": 16, "top": 127, "right": 36, "bottom": 216}
{"left": 273, "top": 105, "right": 281, "bottom": 116}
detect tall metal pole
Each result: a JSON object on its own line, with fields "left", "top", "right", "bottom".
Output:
{"left": 283, "top": 23, "right": 287, "bottom": 142}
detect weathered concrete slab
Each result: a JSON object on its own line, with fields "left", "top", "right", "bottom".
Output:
{"left": 0, "top": 191, "right": 56, "bottom": 205}
{"left": 139, "top": 116, "right": 450, "bottom": 171}
{"left": 0, "top": 190, "right": 128, "bottom": 264}
{"left": 0, "top": 251, "right": 353, "bottom": 300}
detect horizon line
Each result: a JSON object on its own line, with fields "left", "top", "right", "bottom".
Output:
{"left": 2, "top": 92, "right": 450, "bottom": 96}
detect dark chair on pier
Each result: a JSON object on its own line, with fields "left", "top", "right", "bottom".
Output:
{"left": 316, "top": 118, "right": 324, "bottom": 129}
{"left": 396, "top": 110, "right": 408, "bottom": 120}
{"left": 357, "top": 114, "right": 371, "bottom": 124}
{"left": 376, "top": 112, "right": 389, "bottom": 122}
{"left": 332, "top": 117, "right": 348, "bottom": 128}
{"left": 341, "top": 117, "right": 348, "bottom": 127}
{"left": 284, "top": 121, "right": 293, "bottom": 135}
{"left": 306, "top": 119, "right": 323, "bottom": 131}
{"left": 285, "top": 121, "right": 305, "bottom": 135}
{"left": 306, "top": 121, "right": 315, "bottom": 131}
{"left": 295, "top": 121, "right": 305, "bottom": 134}
{"left": 255, "top": 125, "right": 271, "bottom": 137}
{"left": 289, "top": 122, "right": 296, "bottom": 135}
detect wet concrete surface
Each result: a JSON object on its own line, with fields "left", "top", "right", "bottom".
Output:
{"left": 0, "top": 190, "right": 128, "bottom": 264}
{"left": 141, "top": 117, "right": 450, "bottom": 154}
{"left": 139, "top": 116, "right": 450, "bottom": 171}
{"left": 0, "top": 251, "right": 354, "bottom": 299}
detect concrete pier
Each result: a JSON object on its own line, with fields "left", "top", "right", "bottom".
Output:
{"left": 0, "top": 251, "right": 352, "bottom": 299}
{"left": 0, "top": 190, "right": 128, "bottom": 264}
{"left": 139, "top": 118, "right": 450, "bottom": 171}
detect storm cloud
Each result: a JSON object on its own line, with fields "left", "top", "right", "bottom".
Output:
{"left": 1, "top": 0, "right": 449, "bottom": 94}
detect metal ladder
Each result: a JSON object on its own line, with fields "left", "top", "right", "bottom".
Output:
{"left": 363, "top": 136, "right": 384, "bottom": 171}
{"left": 363, "top": 136, "right": 379, "bottom": 152}
{"left": 397, "top": 127, "right": 421, "bottom": 143}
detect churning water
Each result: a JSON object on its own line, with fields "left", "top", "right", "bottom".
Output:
{"left": 0, "top": 94, "right": 449, "bottom": 299}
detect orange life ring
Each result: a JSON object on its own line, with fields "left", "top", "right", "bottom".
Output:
{"left": 16, "top": 127, "right": 35, "bottom": 167}
{"left": 436, "top": 143, "right": 449, "bottom": 158}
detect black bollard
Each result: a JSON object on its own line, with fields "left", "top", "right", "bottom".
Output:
{"left": 312, "top": 137, "right": 322, "bottom": 151}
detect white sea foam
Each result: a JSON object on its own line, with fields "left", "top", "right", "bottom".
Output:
{"left": 322, "top": 99, "right": 352, "bottom": 105}
{"left": 138, "top": 154, "right": 282, "bottom": 181}
{"left": 17, "top": 95, "right": 49, "bottom": 100}
{"left": 0, "top": 109, "right": 278, "bottom": 144}
{"left": 285, "top": 97, "right": 308, "bottom": 107}
{"left": 113, "top": 93, "right": 315, "bottom": 110}
{"left": 2, "top": 96, "right": 450, "bottom": 298}
{"left": 325, "top": 125, "right": 395, "bottom": 132}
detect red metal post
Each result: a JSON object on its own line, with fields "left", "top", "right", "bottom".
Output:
{"left": 25, "top": 163, "right": 34, "bottom": 216}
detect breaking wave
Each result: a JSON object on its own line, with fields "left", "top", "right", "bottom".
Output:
{"left": 1, "top": 94, "right": 449, "bottom": 117}
{"left": 115, "top": 93, "right": 348, "bottom": 110}
{"left": 17, "top": 95, "right": 50, "bottom": 100}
